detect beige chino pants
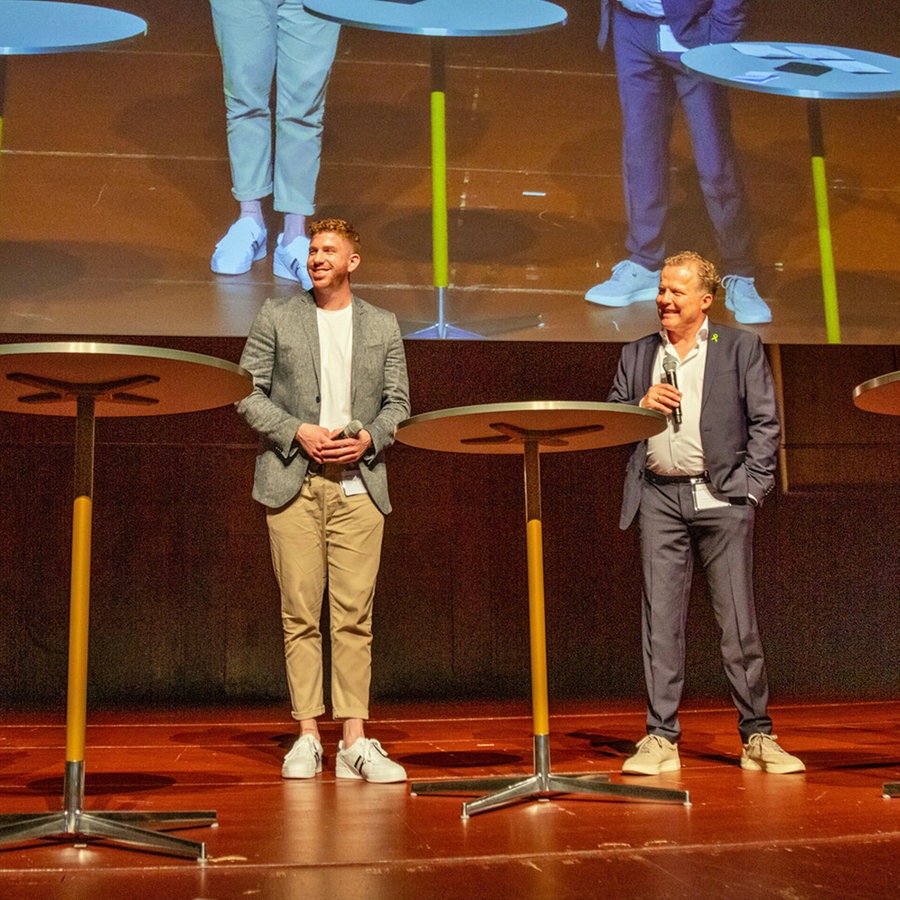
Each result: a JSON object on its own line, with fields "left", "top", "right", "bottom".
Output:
{"left": 266, "top": 470, "right": 384, "bottom": 721}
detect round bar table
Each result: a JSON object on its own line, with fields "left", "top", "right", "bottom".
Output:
{"left": 852, "top": 368, "right": 900, "bottom": 799}
{"left": 396, "top": 401, "right": 690, "bottom": 818}
{"left": 852, "top": 370, "right": 900, "bottom": 417}
{"left": 0, "top": 1, "right": 147, "bottom": 150}
{"left": 682, "top": 42, "right": 900, "bottom": 345}
{"left": 304, "top": 0, "right": 567, "bottom": 339}
{"left": 0, "top": 342, "right": 252, "bottom": 860}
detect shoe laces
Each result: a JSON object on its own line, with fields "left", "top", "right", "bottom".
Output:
{"left": 745, "top": 733, "right": 779, "bottom": 751}
{"left": 611, "top": 260, "right": 649, "bottom": 282}
{"left": 357, "top": 738, "right": 387, "bottom": 761}
{"left": 636, "top": 734, "right": 669, "bottom": 753}
{"left": 287, "top": 734, "right": 320, "bottom": 758}
{"left": 722, "top": 274, "right": 755, "bottom": 292}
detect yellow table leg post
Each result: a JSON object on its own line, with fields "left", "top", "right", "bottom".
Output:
{"left": 63, "top": 394, "right": 95, "bottom": 824}
{"left": 405, "top": 39, "right": 483, "bottom": 340}
{"left": 523, "top": 441, "right": 550, "bottom": 745}
{"left": 430, "top": 39, "right": 450, "bottom": 337}
{"left": 0, "top": 375, "right": 214, "bottom": 858}
{"left": 410, "top": 426, "right": 689, "bottom": 816}
{"left": 807, "top": 100, "right": 841, "bottom": 344}
{"left": 430, "top": 41, "right": 449, "bottom": 296}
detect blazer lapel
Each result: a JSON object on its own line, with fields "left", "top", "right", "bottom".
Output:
{"left": 298, "top": 293, "right": 322, "bottom": 392}
{"left": 639, "top": 335, "right": 659, "bottom": 397}
{"left": 701, "top": 323, "right": 724, "bottom": 410}
{"left": 350, "top": 295, "right": 366, "bottom": 407}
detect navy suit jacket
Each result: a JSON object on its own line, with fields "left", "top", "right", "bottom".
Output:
{"left": 599, "top": 0, "right": 747, "bottom": 50}
{"left": 607, "top": 322, "right": 780, "bottom": 530}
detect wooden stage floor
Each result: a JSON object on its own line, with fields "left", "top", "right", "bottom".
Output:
{"left": 0, "top": 700, "right": 898, "bottom": 897}
{"left": 0, "top": 1, "right": 898, "bottom": 344}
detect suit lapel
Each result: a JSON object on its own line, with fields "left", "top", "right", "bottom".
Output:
{"left": 299, "top": 293, "right": 322, "bottom": 391}
{"left": 639, "top": 335, "right": 659, "bottom": 396}
{"left": 350, "top": 295, "right": 366, "bottom": 407}
{"left": 701, "top": 323, "right": 725, "bottom": 410}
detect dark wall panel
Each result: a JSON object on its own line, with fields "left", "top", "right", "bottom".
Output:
{"left": 0, "top": 339, "right": 897, "bottom": 714}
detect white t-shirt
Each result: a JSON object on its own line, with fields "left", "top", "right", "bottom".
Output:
{"left": 316, "top": 305, "right": 353, "bottom": 431}
{"left": 316, "top": 305, "right": 367, "bottom": 496}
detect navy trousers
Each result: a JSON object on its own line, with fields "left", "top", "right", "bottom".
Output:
{"left": 637, "top": 479, "right": 773, "bottom": 743}
{"left": 612, "top": 8, "right": 755, "bottom": 274}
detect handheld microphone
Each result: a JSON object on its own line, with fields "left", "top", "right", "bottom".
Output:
{"left": 337, "top": 419, "right": 364, "bottom": 439}
{"left": 662, "top": 357, "right": 682, "bottom": 425}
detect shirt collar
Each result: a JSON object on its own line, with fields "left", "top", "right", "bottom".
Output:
{"left": 658, "top": 316, "right": 710, "bottom": 354}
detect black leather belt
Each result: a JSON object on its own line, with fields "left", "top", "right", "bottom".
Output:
{"left": 306, "top": 461, "right": 345, "bottom": 478}
{"left": 644, "top": 469, "right": 709, "bottom": 486}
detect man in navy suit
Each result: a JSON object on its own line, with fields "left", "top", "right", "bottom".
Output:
{"left": 588, "top": 1, "right": 773, "bottom": 325}
{"left": 607, "top": 250, "right": 803, "bottom": 774}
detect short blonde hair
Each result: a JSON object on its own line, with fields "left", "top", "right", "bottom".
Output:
{"left": 308, "top": 218, "right": 361, "bottom": 254}
{"left": 664, "top": 250, "right": 720, "bottom": 297}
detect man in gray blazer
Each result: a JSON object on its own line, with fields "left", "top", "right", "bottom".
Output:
{"left": 607, "top": 250, "right": 804, "bottom": 775}
{"left": 237, "top": 218, "right": 410, "bottom": 783}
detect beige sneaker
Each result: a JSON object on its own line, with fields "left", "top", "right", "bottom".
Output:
{"left": 741, "top": 733, "right": 805, "bottom": 773}
{"left": 622, "top": 734, "right": 680, "bottom": 775}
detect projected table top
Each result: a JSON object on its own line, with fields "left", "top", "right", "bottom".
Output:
{"left": 682, "top": 42, "right": 900, "bottom": 100}
{"left": 682, "top": 42, "right": 900, "bottom": 344}
{"left": 304, "top": 0, "right": 566, "bottom": 37}
{"left": 0, "top": 1, "right": 146, "bottom": 56}
{"left": 305, "top": 0, "right": 567, "bottom": 339}
{"left": 0, "top": 1, "right": 147, "bottom": 191}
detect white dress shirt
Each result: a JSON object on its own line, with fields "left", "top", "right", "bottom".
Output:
{"left": 645, "top": 318, "right": 710, "bottom": 476}
{"left": 619, "top": 0, "right": 665, "bottom": 17}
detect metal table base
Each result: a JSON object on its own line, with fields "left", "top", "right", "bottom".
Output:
{"left": 412, "top": 734, "right": 689, "bottom": 819}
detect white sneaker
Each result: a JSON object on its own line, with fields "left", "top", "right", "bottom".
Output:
{"left": 585, "top": 260, "right": 660, "bottom": 306}
{"left": 335, "top": 737, "right": 407, "bottom": 783}
{"left": 281, "top": 734, "right": 323, "bottom": 779}
{"left": 722, "top": 275, "right": 772, "bottom": 324}
{"left": 210, "top": 217, "right": 267, "bottom": 275}
{"left": 273, "top": 233, "right": 313, "bottom": 289}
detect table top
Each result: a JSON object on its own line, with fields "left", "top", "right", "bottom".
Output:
{"left": 852, "top": 370, "right": 900, "bottom": 416}
{"left": 0, "top": 1, "right": 146, "bottom": 56}
{"left": 0, "top": 342, "right": 252, "bottom": 417}
{"left": 396, "top": 401, "right": 665, "bottom": 455}
{"left": 303, "top": 0, "right": 567, "bottom": 38}
{"left": 682, "top": 42, "right": 900, "bottom": 100}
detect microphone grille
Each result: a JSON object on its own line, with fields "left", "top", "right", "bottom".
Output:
{"left": 662, "top": 356, "right": 678, "bottom": 373}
